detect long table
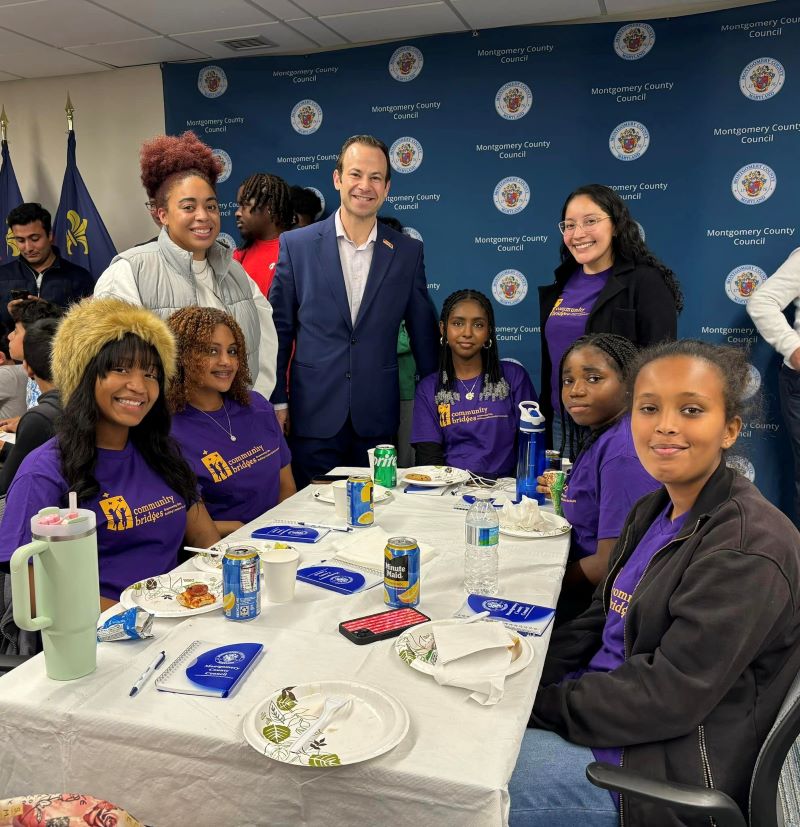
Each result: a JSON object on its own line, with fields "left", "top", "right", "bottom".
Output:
{"left": 0, "top": 477, "right": 569, "bottom": 826}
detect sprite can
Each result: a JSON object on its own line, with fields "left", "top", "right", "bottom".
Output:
{"left": 374, "top": 444, "right": 397, "bottom": 488}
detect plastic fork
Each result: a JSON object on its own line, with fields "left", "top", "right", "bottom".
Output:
{"left": 289, "top": 695, "right": 352, "bottom": 753}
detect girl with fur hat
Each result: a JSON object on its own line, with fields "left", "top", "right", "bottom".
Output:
{"left": 167, "top": 306, "right": 295, "bottom": 538}
{"left": 93, "top": 130, "right": 278, "bottom": 401}
{"left": 0, "top": 298, "right": 220, "bottom": 609}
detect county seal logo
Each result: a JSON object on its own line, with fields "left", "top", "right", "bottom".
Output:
{"left": 726, "top": 455, "right": 755, "bottom": 483}
{"left": 306, "top": 186, "right": 325, "bottom": 219}
{"left": 744, "top": 364, "right": 761, "bottom": 400}
{"left": 198, "top": 65, "right": 228, "bottom": 98}
{"left": 493, "top": 176, "right": 530, "bottom": 215}
{"left": 492, "top": 270, "right": 528, "bottom": 306}
{"left": 609, "top": 121, "right": 650, "bottom": 161}
{"left": 481, "top": 599, "right": 508, "bottom": 612}
{"left": 211, "top": 149, "right": 232, "bottom": 183}
{"left": 389, "top": 46, "right": 423, "bottom": 82}
{"left": 402, "top": 226, "right": 423, "bottom": 242}
{"left": 614, "top": 23, "right": 655, "bottom": 60}
{"left": 740, "top": 57, "right": 785, "bottom": 100}
{"left": 390, "top": 137, "right": 423, "bottom": 174}
{"left": 635, "top": 221, "right": 646, "bottom": 242}
{"left": 495, "top": 81, "right": 532, "bottom": 120}
{"left": 725, "top": 265, "right": 767, "bottom": 304}
{"left": 732, "top": 163, "right": 776, "bottom": 205}
{"left": 291, "top": 100, "right": 323, "bottom": 135}
{"left": 217, "top": 232, "right": 236, "bottom": 250}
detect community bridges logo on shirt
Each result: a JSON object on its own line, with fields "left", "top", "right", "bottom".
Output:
{"left": 437, "top": 403, "right": 505, "bottom": 428}
{"left": 98, "top": 493, "right": 184, "bottom": 531}
{"left": 201, "top": 445, "right": 279, "bottom": 483}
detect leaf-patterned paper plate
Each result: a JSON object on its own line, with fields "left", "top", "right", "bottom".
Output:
{"left": 119, "top": 572, "right": 223, "bottom": 618}
{"left": 242, "top": 680, "right": 409, "bottom": 767}
{"left": 394, "top": 619, "right": 534, "bottom": 678}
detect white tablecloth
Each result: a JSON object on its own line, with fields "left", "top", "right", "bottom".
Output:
{"left": 0, "top": 476, "right": 569, "bottom": 827}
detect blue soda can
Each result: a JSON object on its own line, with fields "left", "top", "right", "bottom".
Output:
{"left": 384, "top": 536, "right": 421, "bottom": 608}
{"left": 347, "top": 475, "right": 374, "bottom": 527}
{"left": 222, "top": 545, "right": 261, "bottom": 621}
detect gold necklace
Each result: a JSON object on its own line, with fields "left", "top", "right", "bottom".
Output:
{"left": 458, "top": 377, "right": 479, "bottom": 401}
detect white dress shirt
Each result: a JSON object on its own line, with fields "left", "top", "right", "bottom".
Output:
{"left": 335, "top": 209, "right": 377, "bottom": 325}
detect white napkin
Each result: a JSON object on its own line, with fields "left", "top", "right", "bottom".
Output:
{"left": 331, "top": 527, "right": 435, "bottom": 573}
{"left": 499, "top": 496, "right": 547, "bottom": 531}
{"left": 432, "top": 621, "right": 515, "bottom": 705}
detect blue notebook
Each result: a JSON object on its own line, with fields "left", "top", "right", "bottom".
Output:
{"left": 154, "top": 641, "right": 263, "bottom": 698}
{"left": 296, "top": 564, "right": 383, "bottom": 595}
{"left": 455, "top": 595, "right": 555, "bottom": 637}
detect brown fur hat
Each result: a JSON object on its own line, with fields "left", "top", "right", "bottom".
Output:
{"left": 52, "top": 297, "right": 176, "bottom": 404}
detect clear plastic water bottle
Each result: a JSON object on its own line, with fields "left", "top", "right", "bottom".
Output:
{"left": 516, "top": 401, "right": 546, "bottom": 505}
{"left": 464, "top": 498, "right": 500, "bottom": 595}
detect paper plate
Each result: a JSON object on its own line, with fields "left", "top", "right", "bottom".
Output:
{"left": 243, "top": 680, "right": 409, "bottom": 767}
{"left": 119, "top": 571, "right": 223, "bottom": 617}
{"left": 394, "top": 619, "right": 533, "bottom": 677}
{"left": 400, "top": 465, "right": 470, "bottom": 487}
{"left": 499, "top": 512, "right": 571, "bottom": 539}
{"left": 313, "top": 484, "right": 392, "bottom": 504}
{"left": 192, "top": 540, "right": 297, "bottom": 573}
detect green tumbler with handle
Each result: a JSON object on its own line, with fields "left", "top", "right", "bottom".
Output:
{"left": 10, "top": 506, "right": 100, "bottom": 681}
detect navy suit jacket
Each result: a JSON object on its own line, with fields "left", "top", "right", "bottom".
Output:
{"left": 269, "top": 213, "right": 439, "bottom": 439}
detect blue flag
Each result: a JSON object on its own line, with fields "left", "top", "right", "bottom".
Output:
{"left": 53, "top": 130, "right": 116, "bottom": 280}
{"left": 0, "top": 140, "right": 24, "bottom": 265}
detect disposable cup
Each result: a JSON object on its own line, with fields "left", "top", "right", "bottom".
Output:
{"left": 332, "top": 480, "right": 348, "bottom": 519}
{"left": 262, "top": 547, "right": 300, "bottom": 603}
{"left": 367, "top": 448, "right": 376, "bottom": 481}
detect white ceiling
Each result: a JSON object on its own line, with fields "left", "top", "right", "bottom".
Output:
{"left": 0, "top": 0, "right": 771, "bottom": 81}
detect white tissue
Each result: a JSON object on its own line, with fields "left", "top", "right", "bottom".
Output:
{"left": 499, "top": 496, "right": 547, "bottom": 531}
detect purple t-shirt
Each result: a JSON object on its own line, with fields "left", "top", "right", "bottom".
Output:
{"left": 544, "top": 266, "right": 611, "bottom": 412}
{"left": 410, "top": 361, "right": 536, "bottom": 478}
{"left": 560, "top": 416, "right": 660, "bottom": 560}
{"left": 0, "top": 438, "right": 189, "bottom": 599}
{"left": 171, "top": 392, "right": 290, "bottom": 524}
{"left": 586, "top": 504, "right": 689, "bottom": 786}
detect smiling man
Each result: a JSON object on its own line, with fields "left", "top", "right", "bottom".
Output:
{"left": 0, "top": 203, "right": 94, "bottom": 339}
{"left": 268, "top": 134, "right": 439, "bottom": 487}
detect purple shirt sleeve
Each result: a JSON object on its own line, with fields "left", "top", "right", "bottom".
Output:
{"left": 596, "top": 455, "right": 661, "bottom": 540}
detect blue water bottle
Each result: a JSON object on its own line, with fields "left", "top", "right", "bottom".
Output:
{"left": 516, "top": 401, "right": 546, "bottom": 504}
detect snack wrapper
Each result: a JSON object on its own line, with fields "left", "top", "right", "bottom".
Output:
{"left": 96, "top": 607, "right": 154, "bottom": 642}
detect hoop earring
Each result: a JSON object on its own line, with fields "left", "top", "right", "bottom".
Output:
{"left": 440, "top": 335, "right": 446, "bottom": 346}
{"left": 484, "top": 340, "right": 493, "bottom": 349}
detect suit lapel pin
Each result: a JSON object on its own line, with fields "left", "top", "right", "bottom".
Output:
{"left": 382, "top": 238, "right": 394, "bottom": 249}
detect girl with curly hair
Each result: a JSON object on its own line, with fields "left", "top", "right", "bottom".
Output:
{"left": 94, "top": 131, "right": 278, "bottom": 400}
{"left": 0, "top": 298, "right": 220, "bottom": 609}
{"left": 167, "top": 306, "right": 295, "bottom": 537}
{"left": 540, "top": 183, "right": 682, "bottom": 449}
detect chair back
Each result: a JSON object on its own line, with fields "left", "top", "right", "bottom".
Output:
{"left": 751, "top": 669, "right": 800, "bottom": 826}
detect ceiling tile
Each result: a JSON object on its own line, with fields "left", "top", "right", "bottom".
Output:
{"left": 0, "top": 70, "right": 23, "bottom": 81}
{"left": 0, "top": 44, "right": 107, "bottom": 78}
{"left": 0, "top": 0, "right": 151, "bottom": 47}
{"left": 92, "top": 0, "right": 274, "bottom": 34}
{"left": 604, "top": 0, "right": 743, "bottom": 10}
{"left": 296, "top": 0, "right": 436, "bottom": 13}
{"left": 322, "top": 2, "right": 466, "bottom": 41}
{"left": 286, "top": 16, "right": 350, "bottom": 46}
{"left": 67, "top": 36, "right": 206, "bottom": 67}
{"left": 171, "top": 22, "right": 317, "bottom": 56}
{"left": 453, "top": 0, "right": 601, "bottom": 28}
{"left": 247, "top": 0, "right": 317, "bottom": 18}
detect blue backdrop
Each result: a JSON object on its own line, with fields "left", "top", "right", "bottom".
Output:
{"left": 163, "top": 0, "right": 800, "bottom": 513}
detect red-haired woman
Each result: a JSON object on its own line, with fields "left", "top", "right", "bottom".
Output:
{"left": 94, "top": 131, "right": 277, "bottom": 399}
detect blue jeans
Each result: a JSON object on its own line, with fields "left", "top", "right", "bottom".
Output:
{"left": 508, "top": 729, "right": 618, "bottom": 827}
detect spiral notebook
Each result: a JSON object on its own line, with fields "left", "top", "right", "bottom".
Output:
{"left": 154, "top": 640, "right": 263, "bottom": 698}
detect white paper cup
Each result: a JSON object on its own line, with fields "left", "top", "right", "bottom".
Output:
{"left": 262, "top": 547, "right": 300, "bottom": 603}
{"left": 332, "top": 479, "right": 348, "bottom": 519}
{"left": 367, "top": 448, "right": 376, "bottom": 481}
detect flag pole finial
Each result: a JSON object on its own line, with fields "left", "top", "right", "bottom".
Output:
{"left": 0, "top": 106, "right": 7, "bottom": 142}
{"left": 65, "top": 93, "right": 74, "bottom": 132}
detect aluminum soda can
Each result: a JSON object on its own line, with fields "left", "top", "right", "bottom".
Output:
{"left": 374, "top": 444, "right": 397, "bottom": 488}
{"left": 222, "top": 545, "right": 261, "bottom": 621}
{"left": 347, "top": 475, "right": 374, "bottom": 527}
{"left": 384, "top": 536, "right": 420, "bottom": 607}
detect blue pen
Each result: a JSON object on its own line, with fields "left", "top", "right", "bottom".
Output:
{"left": 129, "top": 650, "right": 166, "bottom": 697}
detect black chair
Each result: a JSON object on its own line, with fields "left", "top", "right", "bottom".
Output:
{"left": 0, "top": 653, "right": 29, "bottom": 675}
{"left": 586, "top": 670, "right": 800, "bottom": 827}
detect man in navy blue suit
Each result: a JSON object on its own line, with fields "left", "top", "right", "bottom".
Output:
{"left": 269, "top": 134, "right": 439, "bottom": 488}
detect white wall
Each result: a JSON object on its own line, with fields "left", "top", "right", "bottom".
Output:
{"left": 0, "top": 64, "right": 164, "bottom": 253}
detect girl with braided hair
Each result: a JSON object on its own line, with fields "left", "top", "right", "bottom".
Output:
{"left": 234, "top": 172, "right": 293, "bottom": 297}
{"left": 167, "top": 306, "right": 295, "bottom": 538}
{"left": 542, "top": 333, "right": 658, "bottom": 623}
{"left": 94, "top": 131, "right": 278, "bottom": 400}
{"left": 410, "top": 289, "right": 536, "bottom": 478}
{"left": 540, "top": 183, "right": 682, "bottom": 450}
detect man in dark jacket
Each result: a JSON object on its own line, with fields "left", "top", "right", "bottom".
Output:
{"left": 0, "top": 203, "right": 94, "bottom": 338}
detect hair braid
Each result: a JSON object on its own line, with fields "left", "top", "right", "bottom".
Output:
{"left": 238, "top": 173, "right": 293, "bottom": 231}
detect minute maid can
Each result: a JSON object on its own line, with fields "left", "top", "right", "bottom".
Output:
{"left": 222, "top": 545, "right": 261, "bottom": 621}
{"left": 347, "top": 475, "right": 374, "bottom": 527}
{"left": 384, "top": 536, "right": 420, "bottom": 607}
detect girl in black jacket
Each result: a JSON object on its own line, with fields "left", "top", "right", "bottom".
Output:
{"left": 509, "top": 340, "right": 800, "bottom": 827}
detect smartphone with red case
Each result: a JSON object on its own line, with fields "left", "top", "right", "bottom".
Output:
{"left": 339, "top": 607, "right": 430, "bottom": 644}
